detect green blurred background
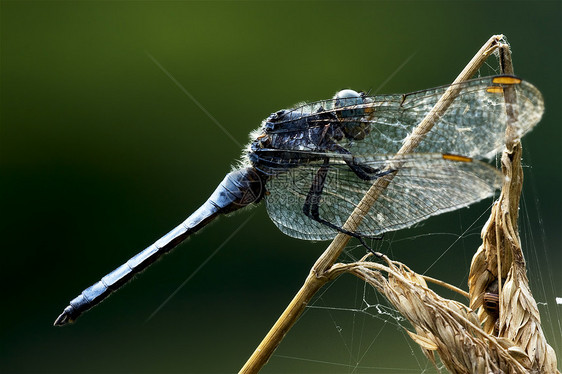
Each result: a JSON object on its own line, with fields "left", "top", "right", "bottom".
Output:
{"left": 1, "top": 1, "right": 560, "bottom": 373}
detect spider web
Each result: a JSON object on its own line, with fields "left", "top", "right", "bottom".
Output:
{"left": 264, "top": 214, "right": 489, "bottom": 373}
{"left": 518, "top": 162, "right": 562, "bottom": 362}
{"left": 260, "top": 152, "right": 561, "bottom": 373}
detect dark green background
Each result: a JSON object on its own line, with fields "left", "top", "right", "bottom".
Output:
{"left": 1, "top": 1, "right": 560, "bottom": 373}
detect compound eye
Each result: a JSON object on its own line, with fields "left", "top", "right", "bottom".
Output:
{"left": 333, "top": 89, "right": 370, "bottom": 140}
{"left": 334, "top": 89, "right": 362, "bottom": 109}
{"left": 334, "top": 89, "right": 364, "bottom": 121}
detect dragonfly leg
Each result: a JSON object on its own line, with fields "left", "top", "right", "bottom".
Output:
{"left": 329, "top": 143, "right": 394, "bottom": 181}
{"left": 358, "top": 237, "right": 384, "bottom": 258}
{"left": 345, "top": 160, "right": 395, "bottom": 181}
{"left": 302, "top": 160, "right": 383, "bottom": 257}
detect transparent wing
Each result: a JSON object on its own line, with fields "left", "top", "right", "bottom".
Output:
{"left": 264, "top": 153, "right": 502, "bottom": 241}
{"left": 271, "top": 76, "right": 543, "bottom": 159}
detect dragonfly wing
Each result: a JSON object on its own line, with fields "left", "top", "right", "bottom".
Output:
{"left": 264, "top": 153, "right": 502, "bottom": 241}
{"left": 357, "top": 77, "right": 543, "bottom": 158}
{"left": 274, "top": 76, "right": 543, "bottom": 159}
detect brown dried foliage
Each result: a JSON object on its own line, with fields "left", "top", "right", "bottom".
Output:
{"left": 340, "top": 258, "right": 538, "bottom": 373}
{"left": 467, "top": 142, "right": 559, "bottom": 373}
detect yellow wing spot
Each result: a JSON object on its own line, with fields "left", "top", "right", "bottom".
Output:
{"left": 486, "top": 86, "right": 504, "bottom": 94}
{"left": 492, "top": 76, "right": 522, "bottom": 85}
{"left": 442, "top": 154, "right": 473, "bottom": 163}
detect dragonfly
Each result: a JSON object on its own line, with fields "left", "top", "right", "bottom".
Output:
{"left": 54, "top": 75, "right": 543, "bottom": 326}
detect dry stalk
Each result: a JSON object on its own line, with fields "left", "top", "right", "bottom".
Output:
{"left": 465, "top": 41, "right": 559, "bottom": 373}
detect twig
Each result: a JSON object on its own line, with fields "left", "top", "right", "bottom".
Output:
{"left": 239, "top": 35, "right": 507, "bottom": 374}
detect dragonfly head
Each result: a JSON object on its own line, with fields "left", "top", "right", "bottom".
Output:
{"left": 334, "top": 89, "right": 371, "bottom": 140}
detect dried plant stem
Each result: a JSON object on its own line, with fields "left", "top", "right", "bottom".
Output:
{"left": 467, "top": 41, "right": 559, "bottom": 372}
{"left": 421, "top": 274, "right": 470, "bottom": 299}
{"left": 239, "top": 35, "right": 507, "bottom": 374}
